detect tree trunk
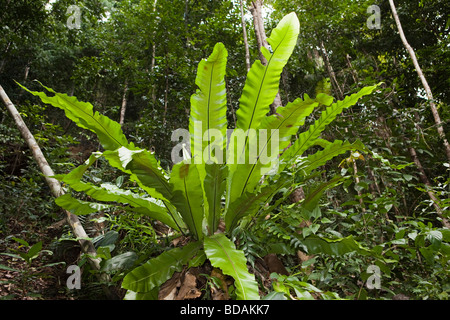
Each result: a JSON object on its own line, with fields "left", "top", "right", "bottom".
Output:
{"left": 250, "top": 0, "right": 282, "bottom": 113}
{"left": 408, "top": 146, "right": 450, "bottom": 228}
{"left": 352, "top": 159, "right": 366, "bottom": 213}
{"left": 119, "top": 78, "right": 129, "bottom": 126}
{"left": 320, "top": 40, "right": 344, "bottom": 100}
{"left": 239, "top": 0, "right": 251, "bottom": 72}
{"left": 389, "top": 0, "right": 450, "bottom": 163}
{"left": 250, "top": 1, "right": 268, "bottom": 64}
{"left": 346, "top": 54, "right": 358, "bottom": 85}
{"left": 163, "top": 66, "right": 169, "bottom": 126}
{"left": 0, "top": 85, "right": 114, "bottom": 292}
{"left": 151, "top": 0, "right": 157, "bottom": 105}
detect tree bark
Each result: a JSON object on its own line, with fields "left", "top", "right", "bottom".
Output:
{"left": 249, "top": 0, "right": 268, "bottom": 64}
{"left": 119, "top": 78, "right": 129, "bottom": 126}
{"left": 0, "top": 85, "right": 114, "bottom": 288}
{"left": 320, "top": 40, "right": 344, "bottom": 100}
{"left": 346, "top": 54, "right": 358, "bottom": 85}
{"left": 389, "top": 0, "right": 450, "bottom": 163}
{"left": 151, "top": 0, "right": 158, "bottom": 105}
{"left": 249, "top": 0, "right": 282, "bottom": 113}
{"left": 163, "top": 65, "right": 169, "bottom": 126}
{"left": 352, "top": 159, "right": 366, "bottom": 213}
{"left": 239, "top": 0, "right": 251, "bottom": 72}
{"left": 408, "top": 146, "right": 450, "bottom": 228}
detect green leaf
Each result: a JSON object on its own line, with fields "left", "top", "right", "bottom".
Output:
{"left": 295, "top": 235, "right": 374, "bottom": 257}
{"left": 281, "top": 85, "right": 378, "bottom": 167}
{"left": 302, "top": 175, "right": 346, "bottom": 212}
{"left": 101, "top": 252, "right": 138, "bottom": 273}
{"left": 124, "top": 287, "right": 159, "bottom": 300}
{"left": 236, "top": 12, "right": 300, "bottom": 133}
{"left": 55, "top": 193, "right": 113, "bottom": 215}
{"left": 204, "top": 163, "right": 227, "bottom": 235}
{"left": 189, "top": 42, "right": 228, "bottom": 163}
{"left": 18, "top": 81, "right": 133, "bottom": 151}
{"left": 204, "top": 233, "right": 260, "bottom": 300}
{"left": 121, "top": 241, "right": 201, "bottom": 293}
{"left": 0, "top": 264, "right": 20, "bottom": 272}
{"left": 0, "top": 253, "right": 23, "bottom": 260}
{"left": 27, "top": 242, "right": 42, "bottom": 262}
{"left": 225, "top": 179, "right": 286, "bottom": 232}
{"left": 11, "top": 237, "right": 29, "bottom": 247}
{"left": 263, "top": 291, "right": 287, "bottom": 300}
{"left": 302, "top": 140, "right": 366, "bottom": 174}
{"left": 58, "top": 153, "right": 179, "bottom": 229}
{"left": 228, "top": 96, "right": 318, "bottom": 202}
{"left": 259, "top": 95, "right": 318, "bottom": 153}
{"left": 169, "top": 162, "right": 205, "bottom": 240}
{"left": 94, "top": 230, "right": 119, "bottom": 248}
{"left": 20, "top": 82, "right": 175, "bottom": 212}
{"left": 103, "top": 147, "right": 172, "bottom": 201}
{"left": 426, "top": 230, "right": 443, "bottom": 250}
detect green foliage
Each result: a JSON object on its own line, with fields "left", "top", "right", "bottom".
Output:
{"left": 121, "top": 241, "right": 202, "bottom": 297}
{"left": 21, "top": 12, "right": 379, "bottom": 300}
{"left": 0, "top": 237, "right": 63, "bottom": 299}
{"left": 270, "top": 273, "right": 342, "bottom": 300}
{"left": 204, "top": 233, "right": 260, "bottom": 300}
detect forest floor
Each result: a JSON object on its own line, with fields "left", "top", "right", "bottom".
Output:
{"left": 0, "top": 216, "right": 73, "bottom": 300}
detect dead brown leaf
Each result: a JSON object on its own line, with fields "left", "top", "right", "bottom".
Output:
{"left": 264, "top": 253, "right": 289, "bottom": 276}
{"left": 158, "top": 272, "right": 181, "bottom": 300}
{"left": 175, "top": 271, "right": 201, "bottom": 300}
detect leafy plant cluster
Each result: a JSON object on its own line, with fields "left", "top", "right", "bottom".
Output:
{"left": 2, "top": 0, "right": 449, "bottom": 301}
{"left": 19, "top": 13, "right": 386, "bottom": 300}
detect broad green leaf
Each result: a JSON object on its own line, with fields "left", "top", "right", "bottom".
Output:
{"left": 295, "top": 235, "right": 374, "bottom": 257}
{"left": 55, "top": 193, "right": 113, "bottom": 215}
{"left": 27, "top": 242, "right": 43, "bottom": 262}
{"left": 236, "top": 12, "right": 300, "bottom": 133}
{"left": 302, "top": 176, "right": 347, "bottom": 212}
{"left": 103, "top": 147, "right": 172, "bottom": 201}
{"left": 18, "top": 81, "right": 133, "bottom": 151}
{"left": 101, "top": 252, "right": 138, "bottom": 273}
{"left": 56, "top": 152, "right": 178, "bottom": 229}
{"left": 302, "top": 140, "right": 366, "bottom": 174}
{"left": 263, "top": 291, "right": 287, "bottom": 300}
{"left": 189, "top": 42, "right": 228, "bottom": 164}
{"left": 20, "top": 83, "right": 174, "bottom": 207}
{"left": 123, "top": 288, "right": 159, "bottom": 300}
{"left": 259, "top": 95, "right": 318, "bottom": 153}
{"left": 121, "top": 241, "right": 201, "bottom": 293}
{"left": 204, "top": 234, "right": 260, "bottom": 300}
{"left": 228, "top": 96, "right": 317, "bottom": 202}
{"left": 426, "top": 230, "right": 443, "bottom": 250}
{"left": 169, "top": 162, "right": 205, "bottom": 240}
{"left": 280, "top": 85, "right": 378, "bottom": 168}
{"left": 204, "top": 163, "right": 227, "bottom": 235}
{"left": 225, "top": 179, "right": 286, "bottom": 232}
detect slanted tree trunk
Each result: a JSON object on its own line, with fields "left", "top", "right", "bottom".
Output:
{"left": 249, "top": 0, "right": 282, "bottom": 113}
{"left": 389, "top": 0, "right": 450, "bottom": 163}
{"left": 408, "top": 146, "right": 450, "bottom": 228}
{"left": 0, "top": 85, "right": 114, "bottom": 290}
